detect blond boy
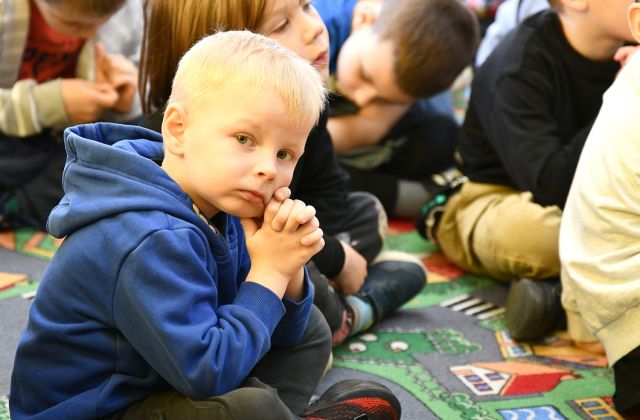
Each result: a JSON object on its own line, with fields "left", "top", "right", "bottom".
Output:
{"left": 10, "top": 31, "right": 400, "bottom": 419}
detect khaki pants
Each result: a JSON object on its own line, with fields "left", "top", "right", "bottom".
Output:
{"left": 436, "top": 181, "right": 562, "bottom": 282}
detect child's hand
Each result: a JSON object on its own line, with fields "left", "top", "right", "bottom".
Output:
{"left": 104, "top": 54, "right": 138, "bottom": 113}
{"left": 330, "top": 241, "right": 367, "bottom": 295}
{"left": 94, "top": 43, "right": 138, "bottom": 113}
{"left": 241, "top": 194, "right": 324, "bottom": 298}
{"left": 614, "top": 45, "right": 640, "bottom": 69}
{"left": 60, "top": 79, "right": 118, "bottom": 124}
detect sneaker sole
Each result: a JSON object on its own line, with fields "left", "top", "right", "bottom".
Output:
{"left": 372, "top": 250, "right": 428, "bottom": 281}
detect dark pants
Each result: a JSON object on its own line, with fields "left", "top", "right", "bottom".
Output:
{"left": 0, "top": 130, "right": 66, "bottom": 229}
{"left": 342, "top": 100, "right": 459, "bottom": 215}
{"left": 614, "top": 345, "right": 640, "bottom": 415}
{"left": 107, "top": 306, "right": 332, "bottom": 419}
{"left": 309, "top": 191, "right": 385, "bottom": 332}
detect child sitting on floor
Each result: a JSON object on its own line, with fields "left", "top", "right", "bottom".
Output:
{"left": 10, "top": 31, "right": 400, "bottom": 420}
{"left": 314, "top": 0, "right": 480, "bottom": 218}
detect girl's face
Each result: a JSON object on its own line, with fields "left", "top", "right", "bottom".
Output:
{"left": 258, "top": 0, "right": 330, "bottom": 82}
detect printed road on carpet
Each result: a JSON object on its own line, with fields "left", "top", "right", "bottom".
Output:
{"left": 0, "top": 223, "right": 621, "bottom": 419}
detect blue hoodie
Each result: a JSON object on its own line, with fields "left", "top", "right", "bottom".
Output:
{"left": 10, "top": 123, "right": 313, "bottom": 419}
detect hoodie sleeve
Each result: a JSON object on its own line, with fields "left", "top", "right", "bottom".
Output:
{"left": 113, "top": 227, "right": 285, "bottom": 399}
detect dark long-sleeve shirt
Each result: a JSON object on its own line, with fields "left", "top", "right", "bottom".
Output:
{"left": 458, "top": 10, "right": 619, "bottom": 208}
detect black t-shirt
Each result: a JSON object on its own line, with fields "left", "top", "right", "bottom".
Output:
{"left": 458, "top": 10, "right": 619, "bottom": 208}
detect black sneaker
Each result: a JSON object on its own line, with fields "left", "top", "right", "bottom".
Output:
{"left": 415, "top": 168, "right": 466, "bottom": 241}
{"left": 303, "top": 379, "right": 401, "bottom": 420}
{"left": 506, "top": 277, "right": 567, "bottom": 341}
{"left": 357, "top": 251, "right": 427, "bottom": 324}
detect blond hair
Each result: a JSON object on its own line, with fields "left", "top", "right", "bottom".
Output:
{"left": 43, "top": 0, "right": 126, "bottom": 16}
{"left": 140, "top": 0, "right": 268, "bottom": 113}
{"left": 169, "top": 31, "right": 326, "bottom": 128}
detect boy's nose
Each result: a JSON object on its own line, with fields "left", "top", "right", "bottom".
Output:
{"left": 254, "top": 157, "right": 277, "bottom": 179}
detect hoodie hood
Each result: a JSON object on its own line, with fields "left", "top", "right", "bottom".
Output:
{"left": 48, "top": 123, "right": 200, "bottom": 237}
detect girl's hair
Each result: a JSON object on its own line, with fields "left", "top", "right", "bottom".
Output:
{"left": 169, "top": 31, "right": 326, "bottom": 128}
{"left": 140, "top": 0, "right": 267, "bottom": 114}
{"left": 44, "top": 0, "right": 126, "bottom": 16}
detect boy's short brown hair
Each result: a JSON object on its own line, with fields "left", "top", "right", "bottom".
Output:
{"left": 376, "top": 0, "right": 480, "bottom": 98}
{"left": 43, "top": 0, "right": 126, "bottom": 16}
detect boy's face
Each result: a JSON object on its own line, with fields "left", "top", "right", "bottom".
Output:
{"left": 587, "top": 0, "right": 635, "bottom": 43}
{"left": 34, "top": 0, "right": 114, "bottom": 39}
{"left": 335, "top": 26, "right": 413, "bottom": 107}
{"left": 259, "top": 0, "right": 330, "bottom": 82}
{"left": 164, "top": 84, "right": 311, "bottom": 219}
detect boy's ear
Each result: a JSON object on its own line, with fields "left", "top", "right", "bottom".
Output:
{"left": 629, "top": 3, "right": 640, "bottom": 43}
{"left": 351, "top": 0, "right": 382, "bottom": 32}
{"left": 162, "top": 103, "right": 188, "bottom": 156}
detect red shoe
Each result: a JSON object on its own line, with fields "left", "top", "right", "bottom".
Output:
{"left": 303, "top": 379, "right": 401, "bottom": 420}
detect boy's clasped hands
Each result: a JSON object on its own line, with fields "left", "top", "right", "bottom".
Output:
{"left": 242, "top": 187, "right": 324, "bottom": 301}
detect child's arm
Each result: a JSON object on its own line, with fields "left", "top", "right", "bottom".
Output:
{"left": 0, "top": 78, "right": 116, "bottom": 137}
{"left": 329, "top": 240, "right": 367, "bottom": 295}
{"left": 328, "top": 102, "right": 409, "bottom": 153}
{"left": 114, "top": 227, "right": 289, "bottom": 398}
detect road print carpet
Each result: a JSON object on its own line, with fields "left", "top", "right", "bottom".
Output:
{"left": 0, "top": 222, "right": 621, "bottom": 419}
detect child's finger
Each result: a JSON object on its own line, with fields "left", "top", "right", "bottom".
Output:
{"left": 297, "top": 216, "right": 320, "bottom": 236}
{"left": 300, "top": 227, "right": 323, "bottom": 247}
{"left": 108, "top": 72, "right": 137, "bottom": 90}
{"left": 273, "top": 186, "right": 291, "bottom": 202}
{"left": 308, "top": 237, "right": 325, "bottom": 255}
{"left": 92, "top": 84, "right": 119, "bottom": 107}
{"left": 294, "top": 205, "right": 316, "bottom": 225}
{"left": 263, "top": 188, "right": 291, "bottom": 227}
{"left": 283, "top": 200, "right": 307, "bottom": 232}
{"left": 271, "top": 198, "right": 295, "bottom": 232}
